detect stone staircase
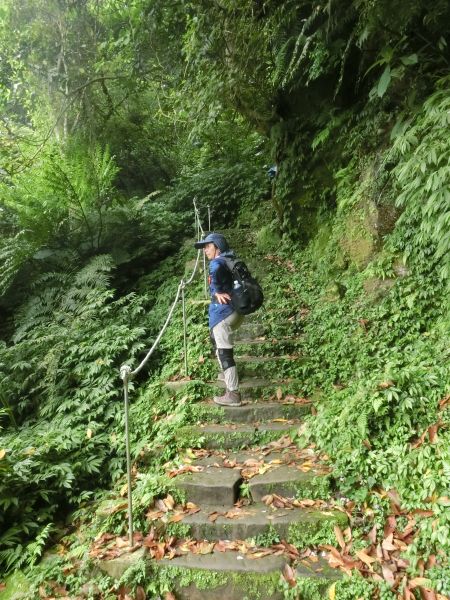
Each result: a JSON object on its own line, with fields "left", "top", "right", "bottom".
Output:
{"left": 158, "top": 233, "right": 344, "bottom": 598}
{"left": 99, "top": 231, "right": 344, "bottom": 598}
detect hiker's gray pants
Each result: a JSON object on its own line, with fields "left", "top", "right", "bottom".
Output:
{"left": 211, "top": 311, "right": 244, "bottom": 392}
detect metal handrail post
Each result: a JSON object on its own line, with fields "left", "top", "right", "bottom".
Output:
{"left": 118, "top": 199, "right": 209, "bottom": 544}
{"left": 120, "top": 365, "right": 133, "bottom": 546}
{"left": 207, "top": 205, "right": 211, "bottom": 231}
{"left": 181, "top": 283, "right": 188, "bottom": 377}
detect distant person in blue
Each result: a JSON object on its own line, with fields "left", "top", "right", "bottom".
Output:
{"left": 194, "top": 232, "right": 243, "bottom": 406}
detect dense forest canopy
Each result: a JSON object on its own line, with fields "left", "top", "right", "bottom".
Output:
{"left": 0, "top": 0, "right": 449, "bottom": 598}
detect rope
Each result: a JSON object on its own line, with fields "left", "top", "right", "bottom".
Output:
{"left": 119, "top": 199, "right": 208, "bottom": 546}
{"left": 121, "top": 211, "right": 203, "bottom": 379}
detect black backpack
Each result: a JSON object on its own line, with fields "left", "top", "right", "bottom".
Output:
{"left": 222, "top": 257, "right": 264, "bottom": 315}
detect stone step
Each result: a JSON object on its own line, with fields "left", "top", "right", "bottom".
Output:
{"left": 179, "top": 421, "right": 302, "bottom": 450}
{"left": 248, "top": 465, "right": 330, "bottom": 502}
{"left": 154, "top": 550, "right": 340, "bottom": 600}
{"left": 238, "top": 320, "right": 304, "bottom": 339}
{"left": 175, "top": 466, "right": 242, "bottom": 506}
{"left": 173, "top": 458, "right": 330, "bottom": 507}
{"left": 194, "top": 400, "right": 312, "bottom": 424}
{"left": 175, "top": 502, "right": 347, "bottom": 543}
{"left": 238, "top": 357, "right": 305, "bottom": 379}
{"left": 234, "top": 336, "right": 304, "bottom": 357}
{"left": 165, "top": 377, "right": 305, "bottom": 400}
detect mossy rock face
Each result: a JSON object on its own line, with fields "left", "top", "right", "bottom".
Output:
{"left": 255, "top": 224, "right": 282, "bottom": 254}
{"left": 339, "top": 199, "right": 378, "bottom": 270}
{"left": 363, "top": 277, "right": 396, "bottom": 300}
{"left": 0, "top": 572, "right": 31, "bottom": 600}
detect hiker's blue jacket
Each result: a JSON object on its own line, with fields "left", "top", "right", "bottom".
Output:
{"left": 208, "top": 251, "right": 235, "bottom": 329}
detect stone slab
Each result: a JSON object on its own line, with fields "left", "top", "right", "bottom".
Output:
{"left": 97, "top": 546, "right": 147, "bottom": 579}
{"left": 179, "top": 503, "right": 345, "bottom": 542}
{"left": 175, "top": 466, "right": 243, "bottom": 506}
{"left": 182, "top": 422, "right": 301, "bottom": 450}
{"left": 200, "top": 401, "right": 310, "bottom": 424}
{"left": 249, "top": 465, "right": 324, "bottom": 501}
{"left": 158, "top": 549, "right": 288, "bottom": 573}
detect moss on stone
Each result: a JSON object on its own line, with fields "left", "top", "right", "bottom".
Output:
{"left": 287, "top": 508, "right": 348, "bottom": 549}
{"left": 0, "top": 572, "right": 31, "bottom": 600}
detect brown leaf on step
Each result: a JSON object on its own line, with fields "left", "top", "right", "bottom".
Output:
{"left": 146, "top": 510, "right": 165, "bottom": 521}
{"left": 411, "top": 509, "right": 434, "bottom": 518}
{"left": 155, "top": 498, "right": 168, "bottom": 512}
{"left": 262, "top": 494, "right": 274, "bottom": 505}
{"left": 334, "top": 525, "right": 346, "bottom": 550}
{"left": 223, "top": 459, "right": 238, "bottom": 468}
{"left": 381, "top": 564, "right": 396, "bottom": 586}
{"left": 296, "top": 498, "right": 316, "bottom": 507}
{"left": 404, "top": 586, "right": 414, "bottom": 600}
{"left": 168, "top": 512, "right": 185, "bottom": 523}
{"left": 282, "top": 563, "right": 297, "bottom": 587}
{"left": 382, "top": 533, "right": 397, "bottom": 552}
{"left": 378, "top": 380, "right": 394, "bottom": 389}
{"left": 208, "top": 511, "right": 220, "bottom": 523}
{"left": 280, "top": 540, "right": 300, "bottom": 558}
{"left": 356, "top": 549, "right": 377, "bottom": 567}
{"left": 214, "top": 540, "right": 229, "bottom": 552}
{"left": 426, "top": 555, "right": 437, "bottom": 569}
{"left": 186, "top": 502, "right": 200, "bottom": 512}
{"left": 387, "top": 489, "right": 402, "bottom": 513}
{"left": 384, "top": 515, "right": 397, "bottom": 537}
{"left": 167, "top": 465, "right": 204, "bottom": 478}
{"left": 150, "top": 542, "right": 166, "bottom": 560}
{"left": 409, "top": 578, "right": 432, "bottom": 589}
{"left": 135, "top": 586, "right": 146, "bottom": 600}
{"left": 248, "top": 549, "right": 273, "bottom": 559}
{"left": 224, "top": 509, "right": 250, "bottom": 520}
{"left": 368, "top": 524, "right": 377, "bottom": 544}
{"left": 438, "top": 394, "right": 450, "bottom": 410}
{"left": 195, "top": 541, "right": 215, "bottom": 555}
{"left": 428, "top": 423, "right": 439, "bottom": 443}
{"left": 395, "top": 558, "right": 410, "bottom": 569}
{"left": 420, "top": 590, "right": 437, "bottom": 600}
{"left": 165, "top": 593, "right": 176, "bottom": 600}
{"left": 273, "top": 497, "right": 286, "bottom": 508}
{"left": 115, "top": 537, "right": 130, "bottom": 549}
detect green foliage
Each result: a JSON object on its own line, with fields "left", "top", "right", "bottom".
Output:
{"left": 388, "top": 77, "right": 450, "bottom": 281}
{"left": 0, "top": 255, "right": 151, "bottom": 569}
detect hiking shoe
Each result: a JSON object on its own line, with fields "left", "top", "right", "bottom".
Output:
{"left": 213, "top": 390, "right": 242, "bottom": 407}
{"left": 217, "top": 371, "right": 225, "bottom": 381}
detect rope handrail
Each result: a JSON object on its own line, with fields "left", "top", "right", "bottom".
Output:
{"left": 121, "top": 247, "right": 202, "bottom": 380}
{"left": 119, "top": 200, "right": 209, "bottom": 545}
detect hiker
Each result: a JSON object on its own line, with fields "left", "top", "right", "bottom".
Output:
{"left": 194, "top": 232, "right": 243, "bottom": 407}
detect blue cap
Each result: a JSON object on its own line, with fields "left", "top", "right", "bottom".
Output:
{"left": 194, "top": 232, "right": 230, "bottom": 252}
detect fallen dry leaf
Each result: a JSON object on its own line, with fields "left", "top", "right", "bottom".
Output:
{"left": 328, "top": 581, "right": 337, "bottom": 600}
{"left": 356, "top": 549, "right": 377, "bottom": 567}
{"left": 282, "top": 563, "right": 296, "bottom": 587}
{"left": 334, "top": 525, "right": 346, "bottom": 550}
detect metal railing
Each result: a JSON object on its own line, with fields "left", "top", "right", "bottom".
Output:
{"left": 119, "top": 200, "right": 210, "bottom": 545}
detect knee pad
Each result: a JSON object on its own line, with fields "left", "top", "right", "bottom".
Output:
{"left": 217, "top": 348, "right": 235, "bottom": 371}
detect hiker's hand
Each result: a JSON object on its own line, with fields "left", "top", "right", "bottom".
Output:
{"left": 216, "top": 292, "right": 231, "bottom": 304}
